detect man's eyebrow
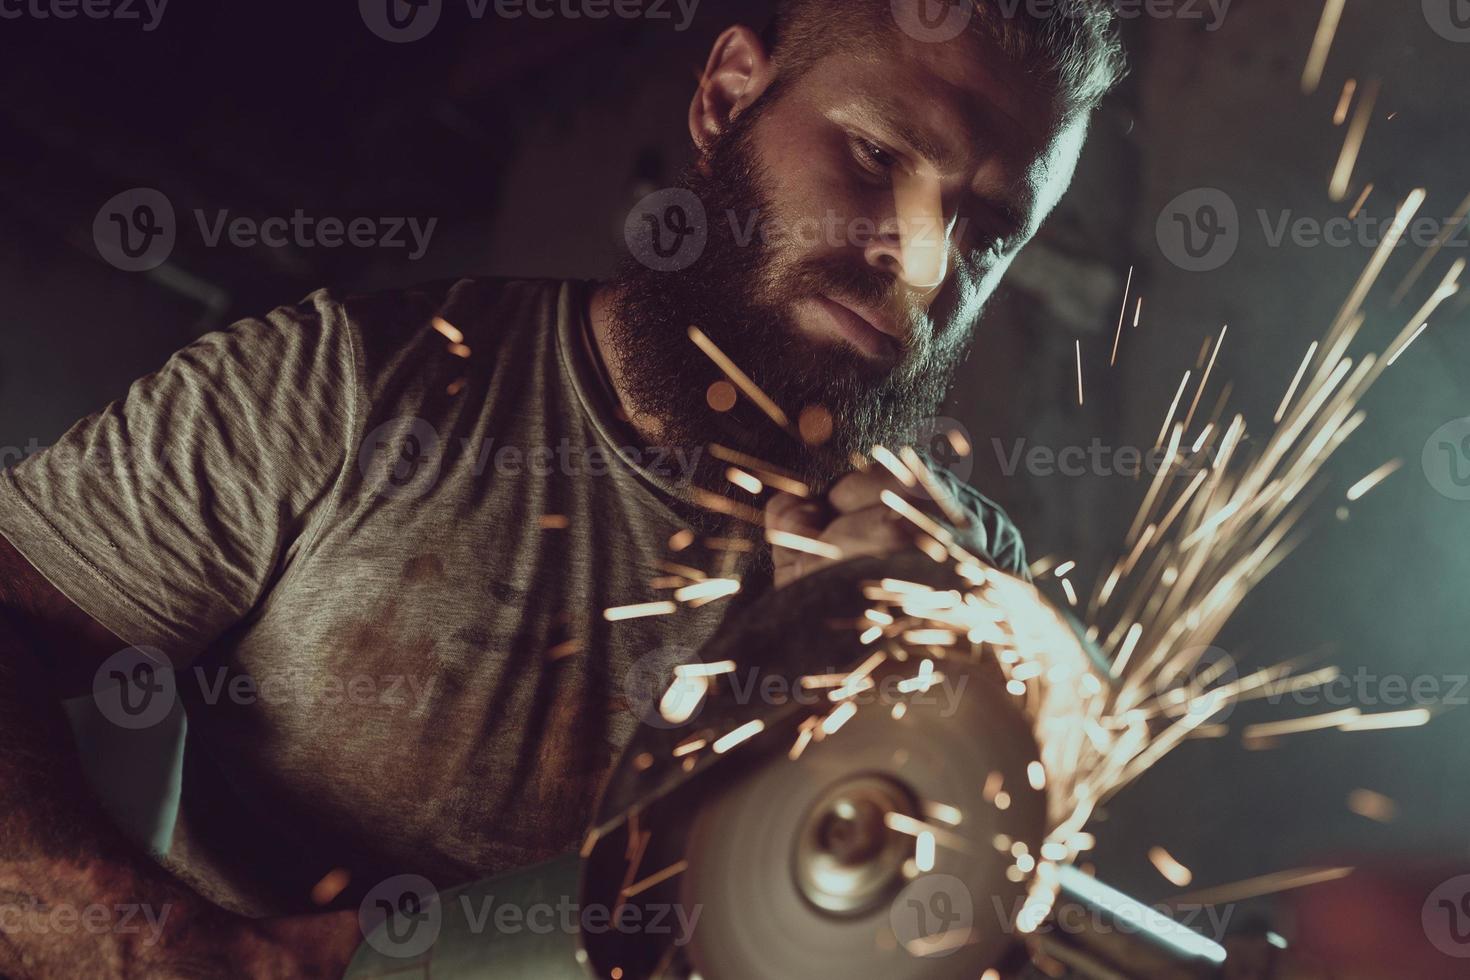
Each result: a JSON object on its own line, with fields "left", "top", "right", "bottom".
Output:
{"left": 842, "top": 96, "right": 963, "bottom": 171}
{"left": 839, "top": 97, "right": 1033, "bottom": 231}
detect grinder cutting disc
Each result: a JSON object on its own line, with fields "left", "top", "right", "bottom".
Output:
{"left": 580, "top": 553, "right": 1051, "bottom": 979}
{"left": 677, "top": 662, "right": 1046, "bottom": 977}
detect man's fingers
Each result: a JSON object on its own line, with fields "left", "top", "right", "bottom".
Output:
{"left": 827, "top": 467, "right": 915, "bottom": 514}
{"left": 764, "top": 490, "right": 828, "bottom": 537}
{"left": 817, "top": 506, "right": 912, "bottom": 559}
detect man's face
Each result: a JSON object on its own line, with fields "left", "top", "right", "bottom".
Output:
{"left": 611, "top": 24, "right": 1090, "bottom": 483}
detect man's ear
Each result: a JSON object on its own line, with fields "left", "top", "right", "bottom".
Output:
{"left": 688, "top": 25, "right": 776, "bottom": 160}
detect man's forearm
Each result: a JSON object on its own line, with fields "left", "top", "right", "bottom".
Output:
{"left": 0, "top": 612, "right": 359, "bottom": 978}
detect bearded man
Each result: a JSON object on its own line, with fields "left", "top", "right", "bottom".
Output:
{"left": 0, "top": 1, "right": 1122, "bottom": 974}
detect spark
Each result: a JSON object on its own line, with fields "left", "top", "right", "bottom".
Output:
{"left": 822, "top": 701, "right": 858, "bottom": 734}
{"left": 1330, "top": 78, "right": 1379, "bottom": 202}
{"left": 674, "top": 660, "right": 736, "bottom": 678}
{"left": 1243, "top": 708, "right": 1361, "bottom": 741}
{"left": 712, "top": 719, "right": 765, "bottom": 754}
{"left": 1347, "top": 788, "right": 1397, "bottom": 822}
{"left": 798, "top": 404, "right": 834, "bottom": 445}
{"left": 915, "top": 831, "right": 936, "bottom": 872}
{"left": 725, "top": 467, "right": 763, "bottom": 495}
{"left": 945, "top": 427, "right": 972, "bottom": 456}
{"left": 310, "top": 868, "right": 351, "bottom": 906}
{"left": 667, "top": 529, "right": 695, "bottom": 551}
{"left": 688, "top": 325, "right": 794, "bottom": 434}
{"left": 1028, "top": 761, "right": 1047, "bottom": 791}
{"left": 899, "top": 631, "right": 958, "bottom": 646}
{"left": 672, "top": 738, "right": 706, "bottom": 758}
{"left": 538, "top": 514, "right": 570, "bottom": 529}
{"left": 1182, "top": 325, "right": 1227, "bottom": 433}
{"left": 1156, "top": 371, "right": 1191, "bottom": 448}
{"left": 622, "top": 859, "right": 689, "bottom": 899}
{"left": 708, "top": 444, "right": 813, "bottom": 497}
{"left": 1301, "top": 0, "right": 1347, "bottom": 95}
{"left": 659, "top": 674, "right": 708, "bottom": 725}
{"left": 1134, "top": 296, "right": 1144, "bottom": 328}
{"left": 1149, "top": 847, "right": 1194, "bottom": 888}
{"left": 871, "top": 444, "right": 918, "bottom": 487}
{"left": 1344, "top": 459, "right": 1401, "bottom": 501}
{"left": 880, "top": 490, "right": 956, "bottom": 549}
{"left": 1173, "top": 867, "right": 1353, "bottom": 907}
{"left": 1347, "top": 182, "right": 1374, "bottom": 220}
{"left": 1110, "top": 264, "right": 1135, "bottom": 367}
{"left": 924, "top": 801, "right": 964, "bottom": 826}
{"left": 603, "top": 601, "right": 677, "bottom": 621}
{"left": 705, "top": 379, "right": 737, "bottom": 412}
{"left": 766, "top": 528, "right": 844, "bottom": 560}
{"left": 1274, "top": 342, "right": 1319, "bottom": 423}
{"left": 899, "top": 446, "right": 973, "bottom": 530}
{"left": 1391, "top": 191, "right": 1470, "bottom": 304}
{"left": 1075, "top": 340, "right": 1084, "bottom": 405}
{"left": 1332, "top": 78, "right": 1356, "bottom": 125}
{"left": 1052, "top": 560, "right": 1077, "bottom": 577}
{"left": 1338, "top": 707, "right": 1431, "bottom": 731}
{"left": 1385, "top": 322, "right": 1428, "bottom": 366}
{"left": 546, "top": 638, "right": 582, "bottom": 661}
{"left": 430, "top": 316, "right": 464, "bottom": 344}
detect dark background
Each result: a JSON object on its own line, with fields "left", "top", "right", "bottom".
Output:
{"left": 2, "top": 0, "right": 1469, "bottom": 939}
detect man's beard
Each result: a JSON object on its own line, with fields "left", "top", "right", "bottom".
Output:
{"left": 607, "top": 96, "right": 971, "bottom": 489}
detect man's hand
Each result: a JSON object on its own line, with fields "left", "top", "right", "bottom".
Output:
{"left": 764, "top": 466, "right": 981, "bottom": 588}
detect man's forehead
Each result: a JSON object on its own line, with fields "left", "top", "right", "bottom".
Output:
{"left": 811, "top": 29, "right": 1066, "bottom": 163}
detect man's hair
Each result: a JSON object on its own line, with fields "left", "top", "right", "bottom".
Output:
{"left": 760, "top": 0, "right": 1127, "bottom": 113}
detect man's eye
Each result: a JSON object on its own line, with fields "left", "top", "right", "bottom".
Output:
{"left": 850, "top": 136, "right": 897, "bottom": 173}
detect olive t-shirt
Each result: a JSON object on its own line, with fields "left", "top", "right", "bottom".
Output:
{"left": 0, "top": 277, "right": 1026, "bottom": 916}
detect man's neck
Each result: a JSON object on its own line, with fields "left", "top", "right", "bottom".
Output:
{"left": 586, "top": 281, "right": 672, "bottom": 447}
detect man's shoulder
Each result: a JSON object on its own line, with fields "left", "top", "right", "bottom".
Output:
{"left": 318, "top": 275, "right": 576, "bottom": 348}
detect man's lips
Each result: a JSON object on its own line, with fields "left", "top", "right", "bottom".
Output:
{"left": 810, "top": 294, "right": 902, "bottom": 362}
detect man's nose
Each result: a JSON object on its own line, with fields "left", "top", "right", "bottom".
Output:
{"left": 861, "top": 169, "right": 953, "bottom": 294}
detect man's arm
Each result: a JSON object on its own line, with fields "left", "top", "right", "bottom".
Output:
{"left": 0, "top": 536, "right": 361, "bottom": 979}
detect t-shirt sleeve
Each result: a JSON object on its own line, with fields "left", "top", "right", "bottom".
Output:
{"left": 921, "top": 454, "right": 1030, "bottom": 580}
{"left": 0, "top": 289, "right": 359, "bottom": 662}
